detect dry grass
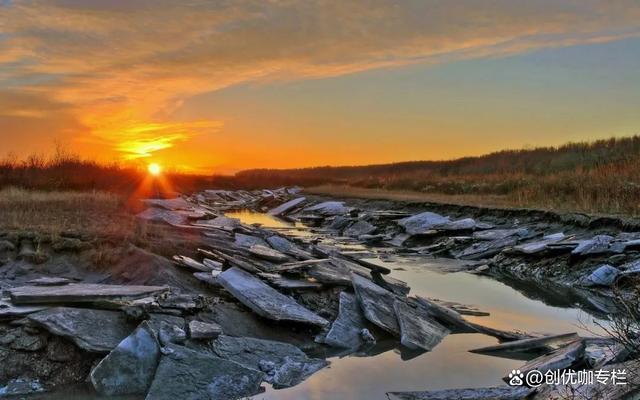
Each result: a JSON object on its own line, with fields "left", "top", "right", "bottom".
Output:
{"left": 0, "top": 187, "right": 136, "bottom": 238}
{"left": 306, "top": 185, "right": 517, "bottom": 209}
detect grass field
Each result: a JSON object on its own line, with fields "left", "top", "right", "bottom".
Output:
{"left": 0, "top": 187, "right": 136, "bottom": 238}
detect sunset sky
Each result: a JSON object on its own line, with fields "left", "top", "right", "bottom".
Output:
{"left": 1, "top": 1, "right": 639, "bottom": 174}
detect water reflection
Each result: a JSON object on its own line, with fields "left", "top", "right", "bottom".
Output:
{"left": 253, "top": 257, "right": 606, "bottom": 399}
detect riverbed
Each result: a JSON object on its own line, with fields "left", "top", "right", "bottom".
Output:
{"left": 224, "top": 211, "right": 607, "bottom": 400}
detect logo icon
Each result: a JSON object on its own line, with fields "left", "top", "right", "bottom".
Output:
{"left": 508, "top": 370, "right": 524, "bottom": 386}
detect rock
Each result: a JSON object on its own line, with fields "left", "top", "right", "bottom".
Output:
{"left": 434, "top": 218, "right": 477, "bottom": 231}
{"left": 142, "top": 197, "right": 193, "bottom": 210}
{"left": 388, "top": 233, "right": 411, "bottom": 247}
{"left": 8, "top": 283, "right": 168, "bottom": 305}
{"left": 136, "top": 207, "right": 191, "bottom": 226}
{"left": 146, "top": 343, "right": 264, "bottom": 400}
{"left": 307, "top": 261, "right": 352, "bottom": 286}
{"left": 351, "top": 273, "right": 400, "bottom": 335}
{"left": 188, "top": 320, "right": 223, "bottom": 340}
{"left": 584, "top": 338, "right": 629, "bottom": 368}
{"left": 218, "top": 267, "right": 329, "bottom": 327}
{"left": 414, "top": 296, "right": 478, "bottom": 333}
{"left": 268, "top": 197, "right": 306, "bottom": 216}
{"left": 328, "top": 216, "right": 353, "bottom": 231}
{"left": 193, "top": 271, "right": 220, "bottom": 286}
{"left": 197, "top": 215, "right": 241, "bottom": 228}
{"left": 234, "top": 233, "right": 269, "bottom": 248}
{"left": 511, "top": 232, "right": 566, "bottom": 254}
{"left": 387, "top": 386, "right": 533, "bottom": 400}
{"left": 583, "top": 264, "right": 620, "bottom": 287}
{"left": 324, "top": 292, "right": 371, "bottom": 349}
{"left": 257, "top": 273, "right": 323, "bottom": 290}
{"left": 249, "top": 244, "right": 289, "bottom": 262}
{"left": 90, "top": 321, "right": 160, "bottom": 396}
{"left": 393, "top": 300, "right": 449, "bottom": 352}
{"left": 516, "top": 339, "right": 585, "bottom": 377}
{"left": 203, "top": 258, "right": 223, "bottom": 270}
{"left": 266, "top": 236, "right": 312, "bottom": 259}
{"left": 172, "top": 255, "right": 214, "bottom": 272}
{"left": 470, "top": 332, "right": 580, "bottom": 357}
{"left": 25, "top": 277, "right": 72, "bottom": 286}
{"left": 303, "top": 201, "right": 351, "bottom": 216}
{"left": 344, "top": 220, "right": 377, "bottom": 237}
{"left": 456, "top": 236, "right": 519, "bottom": 260}
{"left": 27, "top": 307, "right": 137, "bottom": 352}
{"left": 209, "top": 335, "right": 329, "bottom": 389}
{"left": 0, "top": 378, "right": 45, "bottom": 396}
{"left": 398, "top": 212, "right": 450, "bottom": 236}
{"left": 10, "top": 332, "right": 48, "bottom": 351}
{"left": 0, "top": 300, "right": 48, "bottom": 320}
{"left": 473, "top": 228, "right": 529, "bottom": 241}
{"left": 571, "top": 235, "right": 617, "bottom": 256}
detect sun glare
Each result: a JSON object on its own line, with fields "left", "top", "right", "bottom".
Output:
{"left": 147, "top": 163, "right": 162, "bottom": 176}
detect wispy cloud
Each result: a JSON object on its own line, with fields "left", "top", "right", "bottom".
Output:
{"left": 0, "top": 0, "right": 639, "bottom": 161}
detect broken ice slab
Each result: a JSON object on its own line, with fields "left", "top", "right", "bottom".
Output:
{"left": 218, "top": 267, "right": 328, "bottom": 327}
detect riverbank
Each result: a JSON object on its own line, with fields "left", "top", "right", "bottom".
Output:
{"left": 0, "top": 187, "right": 638, "bottom": 399}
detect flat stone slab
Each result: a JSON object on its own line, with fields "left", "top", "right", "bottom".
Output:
{"left": 344, "top": 220, "right": 377, "bottom": 237}
{"left": 218, "top": 267, "right": 328, "bottom": 327}
{"left": 142, "top": 197, "right": 193, "bottom": 210}
{"left": 249, "top": 245, "right": 289, "bottom": 263}
{"left": 457, "top": 236, "right": 519, "bottom": 260}
{"left": 512, "top": 232, "right": 565, "bottom": 254}
{"left": 173, "top": 255, "right": 214, "bottom": 272}
{"left": 209, "top": 335, "right": 329, "bottom": 389}
{"left": 8, "top": 283, "right": 168, "bottom": 305}
{"left": 188, "top": 320, "right": 223, "bottom": 340}
{"left": 193, "top": 271, "right": 221, "bottom": 286}
{"left": 90, "top": 321, "right": 160, "bottom": 396}
{"left": 136, "top": 207, "right": 192, "bottom": 226}
{"left": 470, "top": 332, "right": 579, "bottom": 356}
{"left": 196, "top": 215, "right": 241, "bottom": 228}
{"left": 303, "top": 201, "right": 351, "bottom": 216}
{"left": 351, "top": 273, "right": 400, "bottom": 336}
{"left": 434, "top": 218, "right": 477, "bottom": 231}
{"left": 235, "top": 233, "right": 269, "bottom": 248}
{"left": 583, "top": 264, "right": 620, "bottom": 287}
{"left": 146, "top": 343, "right": 264, "bottom": 400}
{"left": 388, "top": 386, "right": 533, "bottom": 400}
{"left": 27, "top": 307, "right": 137, "bottom": 352}
{"left": 268, "top": 197, "right": 306, "bottom": 216}
{"left": 473, "top": 228, "right": 529, "bottom": 241}
{"left": 398, "top": 212, "right": 450, "bottom": 236}
{"left": 257, "top": 273, "right": 323, "bottom": 291}
{"left": 25, "top": 277, "right": 73, "bottom": 286}
{"left": 0, "top": 300, "right": 48, "bottom": 320}
{"left": 324, "top": 292, "right": 372, "bottom": 349}
{"left": 394, "top": 300, "right": 449, "bottom": 352}
{"left": 571, "top": 235, "right": 617, "bottom": 256}
{"left": 266, "top": 236, "right": 312, "bottom": 259}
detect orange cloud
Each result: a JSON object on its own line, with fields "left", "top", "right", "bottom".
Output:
{"left": 0, "top": 1, "right": 639, "bottom": 166}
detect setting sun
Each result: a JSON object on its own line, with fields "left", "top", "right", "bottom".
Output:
{"left": 147, "top": 163, "right": 162, "bottom": 176}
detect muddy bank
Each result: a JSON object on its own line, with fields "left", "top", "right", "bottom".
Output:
{"left": 0, "top": 187, "right": 638, "bottom": 399}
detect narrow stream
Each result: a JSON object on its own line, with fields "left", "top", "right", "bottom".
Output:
{"left": 226, "top": 211, "right": 607, "bottom": 400}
